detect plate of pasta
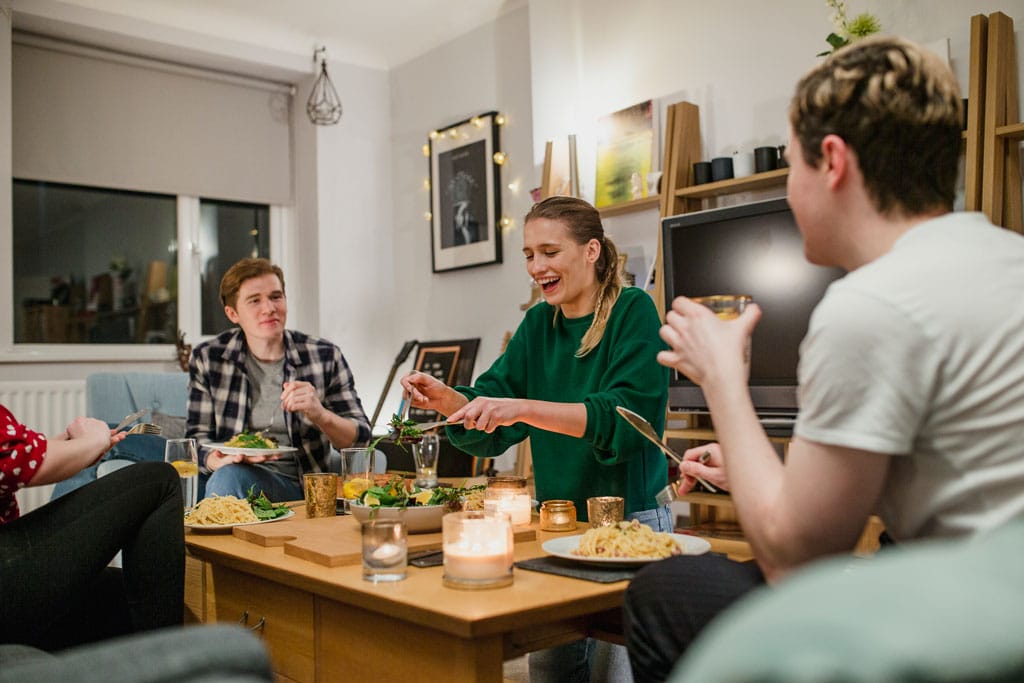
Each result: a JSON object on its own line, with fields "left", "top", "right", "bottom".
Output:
{"left": 541, "top": 520, "right": 710, "bottom": 566}
{"left": 184, "top": 493, "right": 295, "bottom": 532}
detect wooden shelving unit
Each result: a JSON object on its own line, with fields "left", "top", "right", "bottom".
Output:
{"left": 675, "top": 167, "right": 788, "bottom": 201}
{"left": 597, "top": 194, "right": 660, "bottom": 217}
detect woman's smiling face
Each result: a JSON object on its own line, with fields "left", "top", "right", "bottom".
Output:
{"left": 523, "top": 216, "right": 600, "bottom": 318}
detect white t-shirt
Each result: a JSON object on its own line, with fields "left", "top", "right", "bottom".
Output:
{"left": 795, "top": 212, "right": 1024, "bottom": 541}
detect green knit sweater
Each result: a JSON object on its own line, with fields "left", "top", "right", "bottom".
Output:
{"left": 448, "top": 287, "right": 669, "bottom": 520}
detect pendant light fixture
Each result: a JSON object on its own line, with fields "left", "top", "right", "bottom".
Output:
{"left": 306, "top": 47, "right": 342, "bottom": 125}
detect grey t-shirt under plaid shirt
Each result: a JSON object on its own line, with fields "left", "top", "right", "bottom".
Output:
{"left": 186, "top": 328, "right": 371, "bottom": 474}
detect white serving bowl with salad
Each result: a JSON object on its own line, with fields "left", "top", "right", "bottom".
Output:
{"left": 349, "top": 475, "right": 484, "bottom": 534}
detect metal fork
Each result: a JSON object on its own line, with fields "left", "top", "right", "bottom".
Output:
{"left": 655, "top": 451, "right": 714, "bottom": 507}
{"left": 125, "top": 423, "right": 162, "bottom": 436}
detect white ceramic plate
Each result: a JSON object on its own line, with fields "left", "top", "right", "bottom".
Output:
{"left": 185, "top": 509, "right": 295, "bottom": 532}
{"left": 202, "top": 442, "right": 299, "bottom": 457}
{"left": 348, "top": 502, "right": 448, "bottom": 534}
{"left": 541, "top": 532, "right": 710, "bottom": 566}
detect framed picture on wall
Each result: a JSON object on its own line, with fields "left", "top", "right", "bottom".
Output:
{"left": 429, "top": 111, "right": 503, "bottom": 272}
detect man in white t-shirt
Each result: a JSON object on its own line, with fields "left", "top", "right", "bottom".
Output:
{"left": 625, "top": 35, "right": 1024, "bottom": 682}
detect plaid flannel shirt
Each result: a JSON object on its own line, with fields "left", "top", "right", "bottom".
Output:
{"left": 186, "top": 328, "right": 371, "bottom": 474}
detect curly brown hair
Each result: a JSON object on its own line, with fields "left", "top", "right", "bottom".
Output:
{"left": 789, "top": 35, "right": 962, "bottom": 216}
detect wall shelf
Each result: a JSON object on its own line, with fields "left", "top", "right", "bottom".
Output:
{"left": 598, "top": 194, "right": 660, "bottom": 217}
{"left": 674, "top": 168, "right": 788, "bottom": 201}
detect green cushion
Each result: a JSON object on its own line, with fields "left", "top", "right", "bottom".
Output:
{"left": 672, "top": 519, "right": 1024, "bottom": 683}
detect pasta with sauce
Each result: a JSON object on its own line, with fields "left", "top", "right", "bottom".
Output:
{"left": 573, "top": 519, "right": 683, "bottom": 559}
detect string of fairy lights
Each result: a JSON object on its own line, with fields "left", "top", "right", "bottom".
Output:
{"left": 422, "top": 112, "right": 515, "bottom": 232}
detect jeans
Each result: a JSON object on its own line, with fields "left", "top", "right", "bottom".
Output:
{"left": 527, "top": 505, "right": 672, "bottom": 683}
{"left": 0, "top": 462, "right": 185, "bottom": 650}
{"left": 204, "top": 463, "right": 304, "bottom": 501}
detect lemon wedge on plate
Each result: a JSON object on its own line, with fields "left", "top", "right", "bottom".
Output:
{"left": 363, "top": 492, "right": 382, "bottom": 507}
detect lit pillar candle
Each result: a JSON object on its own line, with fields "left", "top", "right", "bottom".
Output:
{"left": 483, "top": 490, "right": 532, "bottom": 526}
{"left": 442, "top": 510, "right": 514, "bottom": 589}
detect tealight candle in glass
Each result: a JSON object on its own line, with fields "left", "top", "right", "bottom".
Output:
{"left": 442, "top": 510, "right": 514, "bottom": 589}
{"left": 483, "top": 475, "right": 532, "bottom": 526}
{"left": 539, "top": 500, "right": 577, "bottom": 532}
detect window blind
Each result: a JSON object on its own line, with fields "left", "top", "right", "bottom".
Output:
{"left": 12, "top": 34, "right": 293, "bottom": 205}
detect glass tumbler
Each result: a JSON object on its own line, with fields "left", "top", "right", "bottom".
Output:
{"left": 164, "top": 438, "right": 198, "bottom": 511}
{"left": 361, "top": 519, "right": 408, "bottom": 582}
{"left": 413, "top": 432, "right": 440, "bottom": 488}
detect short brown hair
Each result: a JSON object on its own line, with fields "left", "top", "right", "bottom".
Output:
{"left": 789, "top": 35, "right": 962, "bottom": 216}
{"left": 219, "top": 258, "right": 285, "bottom": 308}
{"left": 524, "top": 196, "right": 621, "bottom": 357}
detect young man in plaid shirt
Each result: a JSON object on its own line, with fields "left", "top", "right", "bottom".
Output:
{"left": 187, "top": 258, "right": 371, "bottom": 501}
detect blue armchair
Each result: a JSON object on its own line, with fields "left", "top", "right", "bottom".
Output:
{"left": 51, "top": 372, "right": 189, "bottom": 501}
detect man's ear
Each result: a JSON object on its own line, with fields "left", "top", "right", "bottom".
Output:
{"left": 820, "top": 134, "right": 849, "bottom": 190}
{"left": 225, "top": 305, "right": 240, "bottom": 324}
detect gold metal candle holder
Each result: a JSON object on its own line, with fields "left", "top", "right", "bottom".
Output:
{"left": 586, "top": 496, "right": 624, "bottom": 528}
{"left": 304, "top": 472, "right": 338, "bottom": 518}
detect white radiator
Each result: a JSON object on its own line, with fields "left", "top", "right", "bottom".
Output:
{"left": 0, "top": 379, "right": 87, "bottom": 515}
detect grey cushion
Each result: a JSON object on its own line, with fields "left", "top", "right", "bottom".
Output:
{"left": 150, "top": 411, "right": 187, "bottom": 439}
{"left": 0, "top": 625, "right": 272, "bottom": 683}
{"left": 672, "top": 519, "right": 1024, "bottom": 683}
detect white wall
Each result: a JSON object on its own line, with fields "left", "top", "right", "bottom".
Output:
{"left": 313, "top": 58, "right": 396, "bottom": 427}
{"left": 383, "top": 5, "right": 535, "bottom": 424}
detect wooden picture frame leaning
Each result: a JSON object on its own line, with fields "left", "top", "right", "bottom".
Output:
{"left": 429, "top": 111, "right": 503, "bottom": 272}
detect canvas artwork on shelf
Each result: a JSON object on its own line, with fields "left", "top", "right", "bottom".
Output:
{"left": 594, "top": 100, "right": 656, "bottom": 208}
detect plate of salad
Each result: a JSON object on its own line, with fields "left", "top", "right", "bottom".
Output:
{"left": 204, "top": 430, "right": 298, "bottom": 457}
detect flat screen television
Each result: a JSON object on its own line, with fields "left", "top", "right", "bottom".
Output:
{"left": 661, "top": 197, "right": 845, "bottom": 419}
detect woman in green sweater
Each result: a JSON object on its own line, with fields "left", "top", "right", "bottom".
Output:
{"left": 403, "top": 195, "right": 670, "bottom": 525}
{"left": 402, "top": 195, "right": 669, "bottom": 680}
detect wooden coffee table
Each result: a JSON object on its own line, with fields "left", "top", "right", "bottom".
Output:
{"left": 185, "top": 511, "right": 630, "bottom": 682}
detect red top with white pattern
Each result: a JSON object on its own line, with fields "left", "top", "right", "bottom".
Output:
{"left": 0, "top": 404, "right": 48, "bottom": 523}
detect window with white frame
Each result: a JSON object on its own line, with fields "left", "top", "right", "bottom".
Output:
{"left": 11, "top": 180, "right": 270, "bottom": 345}
{"left": 4, "top": 32, "right": 293, "bottom": 357}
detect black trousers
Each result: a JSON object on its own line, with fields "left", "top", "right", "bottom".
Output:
{"left": 624, "top": 553, "right": 765, "bottom": 682}
{"left": 0, "top": 461, "right": 185, "bottom": 651}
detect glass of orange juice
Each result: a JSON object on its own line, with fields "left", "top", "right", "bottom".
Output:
{"left": 339, "top": 447, "right": 375, "bottom": 501}
{"left": 691, "top": 294, "right": 752, "bottom": 319}
{"left": 165, "top": 438, "right": 199, "bottom": 511}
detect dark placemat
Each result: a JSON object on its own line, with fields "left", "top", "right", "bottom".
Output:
{"left": 515, "top": 556, "right": 637, "bottom": 583}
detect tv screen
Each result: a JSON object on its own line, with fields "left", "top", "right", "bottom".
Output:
{"left": 661, "top": 197, "right": 844, "bottom": 416}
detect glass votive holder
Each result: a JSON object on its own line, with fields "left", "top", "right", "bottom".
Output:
{"left": 483, "top": 475, "right": 532, "bottom": 526}
{"left": 586, "top": 496, "right": 624, "bottom": 528}
{"left": 304, "top": 472, "right": 338, "bottom": 518}
{"left": 361, "top": 519, "right": 408, "bottom": 583}
{"left": 442, "top": 510, "right": 514, "bottom": 590}
{"left": 539, "top": 500, "right": 577, "bottom": 532}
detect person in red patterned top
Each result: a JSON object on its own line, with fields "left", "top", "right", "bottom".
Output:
{"left": 0, "top": 404, "right": 185, "bottom": 650}
{"left": 0, "top": 405, "right": 123, "bottom": 522}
